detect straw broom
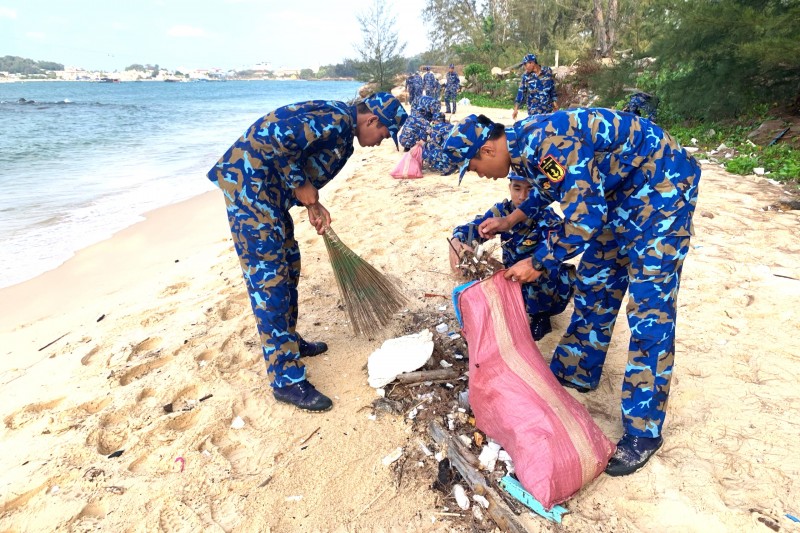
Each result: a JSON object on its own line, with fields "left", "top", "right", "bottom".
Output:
{"left": 321, "top": 226, "right": 407, "bottom": 336}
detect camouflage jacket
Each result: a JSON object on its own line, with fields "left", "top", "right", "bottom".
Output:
{"left": 515, "top": 66, "right": 557, "bottom": 115}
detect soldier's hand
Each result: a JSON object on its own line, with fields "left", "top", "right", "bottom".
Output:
{"left": 294, "top": 180, "right": 319, "bottom": 207}
{"left": 478, "top": 217, "right": 510, "bottom": 239}
{"left": 308, "top": 203, "right": 331, "bottom": 235}
{"left": 504, "top": 258, "right": 542, "bottom": 284}
{"left": 511, "top": 108, "right": 518, "bottom": 120}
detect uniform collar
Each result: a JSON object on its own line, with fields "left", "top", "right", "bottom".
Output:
{"left": 505, "top": 127, "right": 524, "bottom": 170}
{"left": 349, "top": 104, "right": 358, "bottom": 127}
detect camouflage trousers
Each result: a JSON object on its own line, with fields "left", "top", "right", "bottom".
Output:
{"left": 521, "top": 263, "right": 575, "bottom": 320}
{"left": 444, "top": 89, "right": 458, "bottom": 113}
{"left": 549, "top": 205, "right": 695, "bottom": 438}
{"left": 224, "top": 199, "right": 306, "bottom": 389}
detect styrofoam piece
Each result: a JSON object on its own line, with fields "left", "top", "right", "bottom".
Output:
{"left": 367, "top": 329, "right": 434, "bottom": 388}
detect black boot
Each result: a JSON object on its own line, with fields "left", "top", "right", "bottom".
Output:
{"left": 297, "top": 335, "right": 328, "bottom": 358}
{"left": 529, "top": 315, "right": 552, "bottom": 341}
{"left": 273, "top": 380, "right": 333, "bottom": 412}
{"left": 605, "top": 434, "right": 663, "bottom": 476}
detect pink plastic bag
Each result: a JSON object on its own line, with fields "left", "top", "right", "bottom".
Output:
{"left": 390, "top": 144, "right": 423, "bottom": 179}
{"left": 456, "top": 271, "right": 615, "bottom": 509}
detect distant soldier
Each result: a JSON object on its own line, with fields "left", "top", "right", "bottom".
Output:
{"left": 405, "top": 71, "right": 423, "bottom": 107}
{"left": 623, "top": 91, "right": 658, "bottom": 121}
{"left": 443, "top": 64, "right": 461, "bottom": 114}
{"left": 512, "top": 53, "right": 558, "bottom": 120}
{"left": 399, "top": 96, "right": 443, "bottom": 151}
{"left": 422, "top": 66, "right": 439, "bottom": 99}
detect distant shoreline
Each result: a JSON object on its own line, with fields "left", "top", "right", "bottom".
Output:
{"left": 0, "top": 77, "right": 359, "bottom": 84}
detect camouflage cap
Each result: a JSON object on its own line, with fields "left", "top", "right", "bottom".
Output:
{"left": 508, "top": 173, "right": 527, "bottom": 182}
{"left": 362, "top": 92, "right": 409, "bottom": 150}
{"left": 442, "top": 114, "right": 495, "bottom": 184}
{"left": 523, "top": 53, "right": 538, "bottom": 64}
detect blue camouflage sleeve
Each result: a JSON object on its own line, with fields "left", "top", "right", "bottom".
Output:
{"left": 251, "top": 110, "right": 346, "bottom": 190}
{"left": 453, "top": 202, "right": 507, "bottom": 244}
{"left": 530, "top": 136, "right": 607, "bottom": 272}
{"left": 515, "top": 76, "right": 526, "bottom": 106}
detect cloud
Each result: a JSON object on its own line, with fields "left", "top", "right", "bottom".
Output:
{"left": 25, "top": 31, "right": 45, "bottom": 40}
{"left": 167, "top": 25, "right": 207, "bottom": 38}
{"left": 0, "top": 7, "right": 17, "bottom": 19}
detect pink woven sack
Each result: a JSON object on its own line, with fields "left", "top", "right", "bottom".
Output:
{"left": 390, "top": 144, "right": 423, "bottom": 179}
{"left": 456, "top": 271, "right": 615, "bottom": 509}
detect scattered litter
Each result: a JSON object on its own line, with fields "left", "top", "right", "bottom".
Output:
{"left": 285, "top": 495, "right": 303, "bottom": 502}
{"left": 174, "top": 457, "right": 185, "bottom": 472}
{"left": 96, "top": 314, "right": 106, "bottom": 322}
{"left": 453, "top": 484, "right": 470, "bottom": 510}
{"left": 478, "top": 441, "right": 501, "bottom": 471}
{"left": 438, "top": 305, "right": 447, "bottom": 311}
{"left": 367, "top": 414, "right": 377, "bottom": 421}
{"left": 47, "top": 485, "right": 60, "bottom": 495}
{"left": 105, "top": 486, "right": 126, "bottom": 495}
{"left": 454, "top": 352, "right": 464, "bottom": 360}
{"left": 447, "top": 332, "right": 461, "bottom": 340}
{"left": 435, "top": 323, "right": 448, "bottom": 334}
{"left": 753, "top": 167, "right": 765, "bottom": 175}
{"left": 107, "top": 449, "right": 124, "bottom": 459}
{"left": 367, "top": 329, "right": 434, "bottom": 388}
{"left": 230, "top": 416, "right": 246, "bottom": 429}
{"left": 440, "top": 360, "right": 453, "bottom": 368}
{"left": 418, "top": 441, "right": 433, "bottom": 457}
{"left": 382, "top": 447, "right": 403, "bottom": 466}
{"left": 199, "top": 394, "right": 213, "bottom": 402}
{"left": 457, "top": 435, "right": 472, "bottom": 447}
{"left": 473, "top": 494, "right": 489, "bottom": 509}
{"left": 458, "top": 390, "right": 470, "bottom": 410}
{"left": 787, "top": 514, "right": 800, "bottom": 523}
{"left": 457, "top": 97, "right": 471, "bottom": 107}
{"left": 376, "top": 388, "right": 386, "bottom": 397}
{"left": 473, "top": 506, "right": 484, "bottom": 521}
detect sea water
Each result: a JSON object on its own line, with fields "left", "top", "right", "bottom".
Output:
{"left": 0, "top": 79, "right": 363, "bottom": 288}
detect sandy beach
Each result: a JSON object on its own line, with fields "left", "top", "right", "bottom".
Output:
{"left": 2, "top": 104, "right": 799, "bottom": 532}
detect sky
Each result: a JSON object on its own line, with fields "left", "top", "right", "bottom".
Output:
{"left": 0, "top": 0, "right": 430, "bottom": 72}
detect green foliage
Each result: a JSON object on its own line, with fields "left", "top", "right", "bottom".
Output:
{"left": 725, "top": 156, "right": 758, "bottom": 176}
{"left": 0, "top": 55, "right": 63, "bottom": 74}
{"left": 460, "top": 91, "right": 515, "bottom": 109}
{"left": 648, "top": 0, "right": 800, "bottom": 120}
{"left": 354, "top": 1, "right": 407, "bottom": 91}
{"left": 299, "top": 68, "right": 315, "bottom": 80}
{"left": 125, "top": 64, "right": 146, "bottom": 71}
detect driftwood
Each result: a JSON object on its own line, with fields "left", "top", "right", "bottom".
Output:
{"left": 429, "top": 420, "right": 531, "bottom": 533}
{"left": 395, "top": 368, "right": 460, "bottom": 384}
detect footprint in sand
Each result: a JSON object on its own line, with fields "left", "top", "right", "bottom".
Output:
{"left": 88, "top": 411, "right": 129, "bottom": 455}
{"left": 126, "top": 336, "right": 163, "bottom": 362}
{"left": 210, "top": 496, "right": 242, "bottom": 532}
{"left": 4, "top": 397, "right": 65, "bottom": 430}
{"left": 158, "top": 500, "right": 205, "bottom": 533}
{"left": 77, "top": 396, "right": 112, "bottom": 415}
{"left": 68, "top": 501, "right": 108, "bottom": 531}
{"left": 1, "top": 477, "right": 57, "bottom": 515}
{"left": 214, "top": 297, "right": 249, "bottom": 322}
{"left": 80, "top": 345, "right": 101, "bottom": 366}
{"left": 117, "top": 355, "right": 171, "bottom": 386}
{"left": 161, "top": 281, "right": 189, "bottom": 297}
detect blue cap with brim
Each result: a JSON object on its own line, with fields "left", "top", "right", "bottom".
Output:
{"left": 523, "top": 53, "right": 538, "bottom": 64}
{"left": 362, "top": 92, "right": 408, "bottom": 150}
{"left": 508, "top": 174, "right": 527, "bottom": 182}
{"left": 441, "top": 114, "right": 495, "bottom": 184}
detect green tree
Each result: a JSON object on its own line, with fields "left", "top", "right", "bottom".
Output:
{"left": 354, "top": 0, "right": 407, "bottom": 91}
{"left": 648, "top": 0, "right": 800, "bottom": 119}
{"left": 125, "top": 64, "right": 146, "bottom": 71}
{"left": 299, "top": 68, "right": 315, "bottom": 80}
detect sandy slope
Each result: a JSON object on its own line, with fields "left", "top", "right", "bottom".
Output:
{"left": 1, "top": 105, "right": 799, "bottom": 532}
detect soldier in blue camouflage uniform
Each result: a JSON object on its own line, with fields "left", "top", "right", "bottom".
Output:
{"left": 405, "top": 71, "right": 423, "bottom": 107}
{"left": 422, "top": 66, "right": 440, "bottom": 99}
{"left": 623, "top": 91, "right": 658, "bottom": 121}
{"left": 207, "top": 93, "right": 407, "bottom": 412}
{"left": 443, "top": 64, "right": 461, "bottom": 114}
{"left": 512, "top": 53, "right": 558, "bottom": 120}
{"left": 421, "top": 120, "right": 456, "bottom": 174}
{"left": 449, "top": 174, "right": 574, "bottom": 340}
{"left": 399, "top": 95, "right": 443, "bottom": 150}
{"left": 442, "top": 110, "right": 701, "bottom": 476}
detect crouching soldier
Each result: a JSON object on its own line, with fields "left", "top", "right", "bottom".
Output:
{"left": 449, "top": 174, "right": 575, "bottom": 340}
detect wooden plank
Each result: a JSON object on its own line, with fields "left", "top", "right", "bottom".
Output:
{"left": 428, "top": 420, "right": 529, "bottom": 533}
{"left": 395, "top": 368, "right": 460, "bottom": 384}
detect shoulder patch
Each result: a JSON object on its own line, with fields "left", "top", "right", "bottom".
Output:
{"left": 538, "top": 155, "right": 566, "bottom": 183}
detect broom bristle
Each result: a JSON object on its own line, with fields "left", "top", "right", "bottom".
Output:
{"left": 322, "top": 227, "right": 407, "bottom": 335}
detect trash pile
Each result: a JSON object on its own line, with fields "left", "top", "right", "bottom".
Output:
{"left": 368, "top": 307, "right": 559, "bottom": 530}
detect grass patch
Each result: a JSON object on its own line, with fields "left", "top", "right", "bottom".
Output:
{"left": 460, "top": 91, "right": 515, "bottom": 109}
